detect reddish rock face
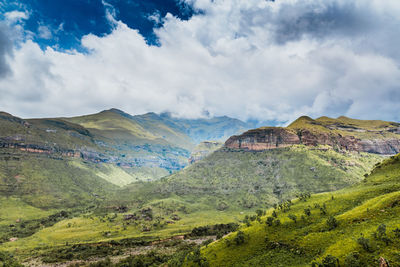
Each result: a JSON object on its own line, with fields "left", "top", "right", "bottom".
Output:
{"left": 225, "top": 128, "right": 400, "bottom": 155}
{"left": 225, "top": 128, "right": 300, "bottom": 150}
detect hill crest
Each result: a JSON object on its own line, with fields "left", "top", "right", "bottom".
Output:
{"left": 226, "top": 116, "right": 400, "bottom": 155}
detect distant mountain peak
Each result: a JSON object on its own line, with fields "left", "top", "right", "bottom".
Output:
{"left": 103, "top": 108, "right": 127, "bottom": 115}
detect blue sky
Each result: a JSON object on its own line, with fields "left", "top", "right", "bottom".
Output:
{"left": 0, "top": 0, "right": 400, "bottom": 123}
{"left": 1, "top": 0, "right": 195, "bottom": 50}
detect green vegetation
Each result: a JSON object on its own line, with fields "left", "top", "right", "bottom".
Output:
{"left": 0, "top": 154, "right": 118, "bottom": 209}
{"left": 288, "top": 115, "right": 400, "bottom": 140}
{"left": 1, "top": 112, "right": 399, "bottom": 266}
{"left": 0, "top": 251, "right": 23, "bottom": 267}
{"left": 121, "top": 145, "right": 381, "bottom": 212}
{"left": 196, "top": 154, "right": 400, "bottom": 266}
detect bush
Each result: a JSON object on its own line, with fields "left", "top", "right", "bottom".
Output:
{"left": 272, "top": 210, "right": 277, "bottom": 218}
{"left": 266, "top": 217, "right": 274, "bottom": 226}
{"left": 373, "top": 224, "right": 392, "bottom": 245}
{"left": 234, "top": 230, "right": 246, "bottom": 245}
{"left": 217, "top": 201, "right": 229, "bottom": 211}
{"left": 304, "top": 208, "right": 311, "bottom": 217}
{"left": 0, "top": 252, "right": 23, "bottom": 267}
{"left": 256, "top": 209, "right": 264, "bottom": 217}
{"left": 321, "top": 255, "right": 340, "bottom": 267}
{"left": 393, "top": 227, "right": 400, "bottom": 238}
{"left": 311, "top": 255, "right": 339, "bottom": 267}
{"left": 326, "top": 216, "right": 338, "bottom": 230}
{"left": 345, "top": 252, "right": 362, "bottom": 267}
{"left": 357, "top": 236, "right": 373, "bottom": 252}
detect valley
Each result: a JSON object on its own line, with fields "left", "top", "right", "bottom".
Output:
{"left": 0, "top": 111, "right": 400, "bottom": 266}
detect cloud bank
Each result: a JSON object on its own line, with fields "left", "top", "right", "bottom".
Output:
{"left": 1, "top": 0, "right": 400, "bottom": 124}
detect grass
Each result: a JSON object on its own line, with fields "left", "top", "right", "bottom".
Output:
{"left": 0, "top": 153, "right": 118, "bottom": 209}
{"left": 0, "top": 208, "right": 252, "bottom": 262}
{"left": 288, "top": 115, "right": 400, "bottom": 139}
{"left": 0, "top": 197, "right": 54, "bottom": 227}
{"left": 196, "top": 154, "right": 400, "bottom": 266}
{"left": 125, "top": 145, "right": 382, "bottom": 210}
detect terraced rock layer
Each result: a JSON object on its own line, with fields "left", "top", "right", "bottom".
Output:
{"left": 225, "top": 116, "right": 400, "bottom": 155}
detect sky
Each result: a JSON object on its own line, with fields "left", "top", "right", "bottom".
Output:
{"left": 0, "top": 0, "right": 400, "bottom": 124}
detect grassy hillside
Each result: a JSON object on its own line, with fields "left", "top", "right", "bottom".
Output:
{"left": 1, "top": 109, "right": 254, "bottom": 188}
{"left": 196, "top": 154, "right": 400, "bottom": 266}
{"left": 288, "top": 115, "right": 400, "bottom": 140}
{"left": 0, "top": 151, "right": 118, "bottom": 209}
{"left": 121, "top": 145, "right": 382, "bottom": 211}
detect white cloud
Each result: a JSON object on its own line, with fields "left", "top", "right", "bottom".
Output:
{"left": 4, "top": 11, "right": 29, "bottom": 23}
{"left": 1, "top": 0, "right": 400, "bottom": 124}
{"left": 38, "top": 25, "right": 52, "bottom": 39}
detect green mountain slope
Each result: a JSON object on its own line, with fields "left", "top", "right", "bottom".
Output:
{"left": 120, "top": 145, "right": 382, "bottom": 211}
{"left": 0, "top": 109, "right": 256, "bottom": 210}
{"left": 63, "top": 109, "right": 254, "bottom": 179}
{"left": 197, "top": 154, "right": 400, "bottom": 267}
{"left": 0, "top": 109, "right": 253, "bottom": 191}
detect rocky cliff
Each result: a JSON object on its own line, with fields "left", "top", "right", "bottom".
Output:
{"left": 225, "top": 116, "right": 400, "bottom": 155}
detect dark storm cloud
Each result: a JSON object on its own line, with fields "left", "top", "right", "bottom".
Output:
{"left": 273, "top": 2, "right": 372, "bottom": 44}
{"left": 237, "top": 1, "right": 374, "bottom": 45}
{"left": 0, "top": 24, "right": 12, "bottom": 78}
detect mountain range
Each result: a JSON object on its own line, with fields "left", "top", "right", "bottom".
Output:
{"left": 1, "top": 110, "right": 400, "bottom": 266}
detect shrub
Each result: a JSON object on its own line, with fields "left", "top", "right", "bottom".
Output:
{"left": 311, "top": 255, "right": 339, "bottom": 267}
{"left": 272, "top": 210, "right": 277, "bottom": 218}
{"left": 266, "top": 217, "right": 274, "bottom": 226}
{"left": 373, "top": 224, "right": 392, "bottom": 245}
{"left": 0, "top": 252, "right": 23, "bottom": 267}
{"left": 304, "top": 208, "right": 311, "bottom": 217}
{"left": 393, "top": 227, "right": 400, "bottom": 238}
{"left": 256, "top": 209, "right": 264, "bottom": 217}
{"left": 357, "top": 235, "right": 373, "bottom": 252}
{"left": 345, "top": 252, "right": 362, "bottom": 267}
{"left": 217, "top": 201, "right": 229, "bottom": 211}
{"left": 326, "top": 216, "right": 338, "bottom": 230}
{"left": 186, "top": 248, "right": 209, "bottom": 267}
{"left": 234, "top": 230, "right": 246, "bottom": 245}
{"left": 321, "top": 255, "right": 340, "bottom": 267}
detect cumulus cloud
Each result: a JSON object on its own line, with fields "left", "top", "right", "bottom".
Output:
{"left": 0, "top": 0, "right": 400, "bottom": 124}
{"left": 4, "top": 10, "right": 29, "bottom": 23}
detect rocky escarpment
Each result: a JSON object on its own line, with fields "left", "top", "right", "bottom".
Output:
{"left": 0, "top": 138, "right": 187, "bottom": 172}
{"left": 225, "top": 118, "right": 400, "bottom": 155}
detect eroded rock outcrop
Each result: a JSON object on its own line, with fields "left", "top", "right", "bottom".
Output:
{"left": 225, "top": 117, "right": 400, "bottom": 155}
